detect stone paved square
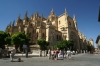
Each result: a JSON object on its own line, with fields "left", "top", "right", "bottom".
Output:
{"left": 0, "top": 53, "right": 100, "bottom": 66}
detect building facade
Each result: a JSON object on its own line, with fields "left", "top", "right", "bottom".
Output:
{"left": 6, "top": 9, "right": 93, "bottom": 51}
{"left": 96, "top": 35, "right": 100, "bottom": 50}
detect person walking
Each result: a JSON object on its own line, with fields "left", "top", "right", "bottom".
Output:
{"left": 10, "top": 48, "right": 16, "bottom": 62}
{"left": 66, "top": 48, "right": 71, "bottom": 59}
{"left": 48, "top": 49, "right": 51, "bottom": 59}
{"left": 55, "top": 49, "right": 59, "bottom": 60}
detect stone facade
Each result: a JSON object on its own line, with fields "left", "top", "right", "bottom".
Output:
{"left": 6, "top": 8, "right": 93, "bottom": 51}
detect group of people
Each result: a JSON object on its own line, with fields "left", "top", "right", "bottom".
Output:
{"left": 48, "top": 48, "right": 71, "bottom": 60}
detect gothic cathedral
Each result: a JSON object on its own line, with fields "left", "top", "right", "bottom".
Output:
{"left": 6, "top": 8, "right": 94, "bottom": 51}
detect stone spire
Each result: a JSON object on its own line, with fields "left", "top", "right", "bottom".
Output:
{"left": 65, "top": 8, "right": 68, "bottom": 16}
{"left": 73, "top": 14, "right": 76, "bottom": 21}
{"left": 50, "top": 8, "right": 55, "bottom": 15}
{"left": 40, "top": 14, "right": 43, "bottom": 27}
{"left": 73, "top": 14, "right": 78, "bottom": 30}
{"left": 34, "top": 11, "right": 39, "bottom": 20}
{"left": 12, "top": 20, "right": 15, "bottom": 26}
{"left": 24, "top": 11, "right": 28, "bottom": 19}
{"left": 17, "top": 14, "right": 21, "bottom": 22}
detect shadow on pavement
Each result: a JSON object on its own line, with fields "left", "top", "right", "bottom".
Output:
{"left": 10, "top": 60, "right": 24, "bottom": 62}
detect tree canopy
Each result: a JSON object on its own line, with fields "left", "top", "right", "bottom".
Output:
{"left": 11, "top": 32, "right": 30, "bottom": 45}
{"left": 0, "top": 31, "right": 11, "bottom": 49}
{"left": 67, "top": 39, "right": 74, "bottom": 48}
{"left": 54, "top": 40, "right": 67, "bottom": 50}
{"left": 37, "top": 39, "right": 49, "bottom": 50}
{"left": 54, "top": 39, "right": 74, "bottom": 50}
{"left": 11, "top": 32, "right": 30, "bottom": 51}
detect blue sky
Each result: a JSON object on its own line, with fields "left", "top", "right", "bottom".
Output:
{"left": 0, "top": 0, "right": 100, "bottom": 48}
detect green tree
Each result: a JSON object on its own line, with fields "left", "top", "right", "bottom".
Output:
{"left": 11, "top": 32, "right": 30, "bottom": 51}
{"left": 45, "top": 41, "right": 49, "bottom": 50}
{"left": 5, "top": 33, "right": 11, "bottom": 46}
{"left": 55, "top": 40, "right": 68, "bottom": 50}
{"left": 67, "top": 39, "right": 74, "bottom": 49}
{"left": 0, "top": 31, "right": 11, "bottom": 49}
{"left": 37, "top": 39, "right": 49, "bottom": 57}
{"left": 37, "top": 39, "right": 49, "bottom": 50}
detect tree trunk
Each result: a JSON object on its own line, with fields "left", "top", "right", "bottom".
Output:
{"left": 19, "top": 45, "right": 23, "bottom": 52}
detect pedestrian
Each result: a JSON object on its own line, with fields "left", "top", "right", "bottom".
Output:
{"left": 66, "top": 48, "right": 71, "bottom": 59}
{"left": 62, "top": 49, "right": 65, "bottom": 59}
{"left": 50, "top": 49, "right": 54, "bottom": 60}
{"left": 10, "top": 48, "right": 16, "bottom": 62}
{"left": 48, "top": 49, "right": 51, "bottom": 59}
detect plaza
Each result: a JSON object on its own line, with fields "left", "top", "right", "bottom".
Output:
{"left": 0, "top": 53, "right": 100, "bottom": 66}
{"left": 0, "top": 1, "right": 99, "bottom": 66}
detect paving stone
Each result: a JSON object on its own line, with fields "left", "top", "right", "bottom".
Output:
{"left": 0, "top": 53, "right": 100, "bottom": 66}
